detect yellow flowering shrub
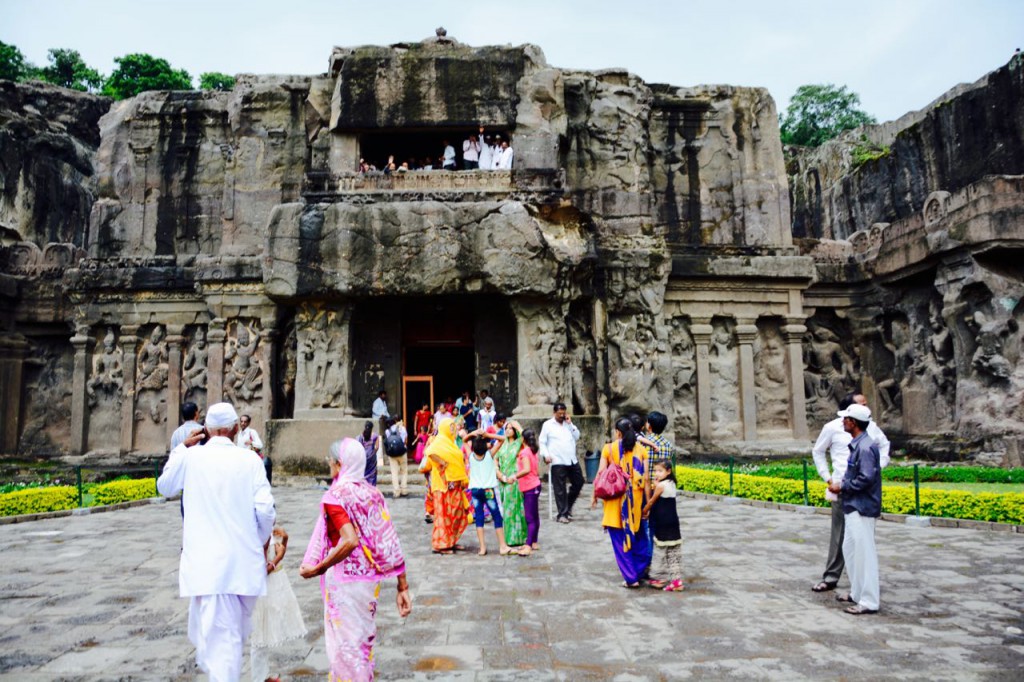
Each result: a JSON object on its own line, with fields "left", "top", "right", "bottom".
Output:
{"left": 89, "top": 478, "right": 158, "bottom": 506}
{"left": 0, "top": 486, "right": 78, "bottom": 516}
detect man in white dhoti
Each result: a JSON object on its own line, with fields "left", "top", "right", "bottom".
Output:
{"left": 158, "top": 402, "right": 276, "bottom": 681}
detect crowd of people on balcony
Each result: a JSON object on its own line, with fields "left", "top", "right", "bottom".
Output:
{"left": 358, "top": 126, "right": 513, "bottom": 174}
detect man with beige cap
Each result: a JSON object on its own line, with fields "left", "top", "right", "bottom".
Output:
{"left": 158, "top": 401, "right": 276, "bottom": 681}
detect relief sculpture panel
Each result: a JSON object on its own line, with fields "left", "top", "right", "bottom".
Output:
{"left": 86, "top": 327, "right": 123, "bottom": 452}
{"left": 607, "top": 312, "right": 670, "bottom": 415}
{"left": 295, "top": 304, "right": 352, "bottom": 411}
{"left": 754, "top": 319, "right": 790, "bottom": 431}
{"left": 567, "top": 309, "right": 598, "bottom": 415}
{"left": 708, "top": 317, "right": 740, "bottom": 438}
{"left": 669, "top": 317, "right": 697, "bottom": 438}
{"left": 182, "top": 325, "right": 209, "bottom": 411}
{"left": 802, "top": 315, "right": 857, "bottom": 427}
{"left": 224, "top": 319, "right": 264, "bottom": 407}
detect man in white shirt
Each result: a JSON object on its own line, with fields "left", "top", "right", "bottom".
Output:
{"left": 235, "top": 413, "right": 263, "bottom": 455}
{"left": 539, "top": 402, "right": 583, "bottom": 523}
{"left": 462, "top": 133, "right": 481, "bottom": 169}
{"left": 170, "top": 401, "right": 202, "bottom": 450}
{"left": 372, "top": 389, "right": 390, "bottom": 436}
{"left": 810, "top": 393, "right": 890, "bottom": 593}
{"left": 478, "top": 129, "right": 494, "bottom": 170}
{"left": 496, "top": 140, "right": 514, "bottom": 169}
{"left": 441, "top": 140, "right": 456, "bottom": 170}
{"left": 478, "top": 397, "right": 496, "bottom": 430}
{"left": 158, "top": 402, "right": 275, "bottom": 682}
{"left": 384, "top": 417, "right": 410, "bottom": 498}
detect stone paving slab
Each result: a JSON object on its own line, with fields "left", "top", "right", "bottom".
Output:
{"left": 0, "top": 480, "right": 1022, "bottom": 680}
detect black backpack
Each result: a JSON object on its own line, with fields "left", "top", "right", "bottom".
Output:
{"left": 384, "top": 431, "right": 407, "bottom": 457}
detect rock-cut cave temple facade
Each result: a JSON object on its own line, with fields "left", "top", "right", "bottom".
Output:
{"left": 1, "top": 35, "right": 1023, "bottom": 467}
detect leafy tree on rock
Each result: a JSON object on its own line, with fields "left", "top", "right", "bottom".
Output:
{"left": 0, "top": 40, "right": 34, "bottom": 81}
{"left": 780, "top": 84, "right": 876, "bottom": 147}
{"left": 199, "top": 72, "right": 235, "bottom": 91}
{"left": 102, "top": 53, "right": 192, "bottom": 100}
{"left": 40, "top": 48, "right": 104, "bottom": 92}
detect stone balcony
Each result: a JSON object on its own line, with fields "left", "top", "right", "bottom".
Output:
{"left": 302, "top": 168, "right": 566, "bottom": 203}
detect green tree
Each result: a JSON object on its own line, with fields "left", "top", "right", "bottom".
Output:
{"left": 39, "top": 48, "right": 104, "bottom": 92}
{"left": 0, "top": 40, "right": 33, "bottom": 81}
{"left": 780, "top": 84, "right": 876, "bottom": 147}
{"left": 199, "top": 72, "right": 235, "bottom": 91}
{"left": 102, "top": 53, "right": 192, "bottom": 100}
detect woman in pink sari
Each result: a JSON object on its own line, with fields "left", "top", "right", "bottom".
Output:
{"left": 300, "top": 438, "right": 412, "bottom": 681}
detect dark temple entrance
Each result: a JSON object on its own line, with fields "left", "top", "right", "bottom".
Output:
{"left": 350, "top": 296, "right": 517, "bottom": 424}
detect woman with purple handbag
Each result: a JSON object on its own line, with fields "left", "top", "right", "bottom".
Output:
{"left": 590, "top": 417, "right": 653, "bottom": 587}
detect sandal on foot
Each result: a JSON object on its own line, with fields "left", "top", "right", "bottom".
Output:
{"left": 647, "top": 579, "right": 667, "bottom": 589}
{"left": 844, "top": 605, "right": 878, "bottom": 615}
{"left": 499, "top": 548, "right": 514, "bottom": 556}
{"left": 663, "top": 580, "right": 685, "bottom": 592}
{"left": 812, "top": 581, "right": 837, "bottom": 592}
{"left": 621, "top": 581, "right": 641, "bottom": 589}
{"left": 835, "top": 593, "right": 855, "bottom": 603}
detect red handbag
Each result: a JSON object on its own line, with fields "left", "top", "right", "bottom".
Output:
{"left": 593, "top": 442, "right": 629, "bottom": 500}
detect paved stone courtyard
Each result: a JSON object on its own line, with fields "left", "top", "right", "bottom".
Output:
{"left": 1, "top": 479, "right": 1022, "bottom": 681}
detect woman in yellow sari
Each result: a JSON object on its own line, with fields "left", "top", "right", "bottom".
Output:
{"left": 425, "top": 417, "right": 470, "bottom": 553}
{"left": 591, "top": 417, "right": 652, "bottom": 587}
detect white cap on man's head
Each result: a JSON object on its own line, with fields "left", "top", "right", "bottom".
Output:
{"left": 205, "top": 402, "right": 239, "bottom": 428}
{"left": 837, "top": 403, "right": 871, "bottom": 422}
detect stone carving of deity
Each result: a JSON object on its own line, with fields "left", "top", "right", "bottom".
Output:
{"left": 669, "top": 318, "right": 697, "bottom": 435}
{"left": 755, "top": 325, "right": 790, "bottom": 429}
{"left": 969, "top": 311, "right": 1017, "bottom": 383}
{"left": 567, "top": 317, "right": 598, "bottom": 414}
{"left": 225, "top": 321, "right": 263, "bottom": 403}
{"left": 512, "top": 302, "right": 568, "bottom": 406}
{"left": 136, "top": 325, "right": 169, "bottom": 391}
{"left": 877, "top": 318, "right": 913, "bottom": 416}
{"left": 281, "top": 324, "right": 297, "bottom": 406}
{"left": 802, "top": 325, "right": 853, "bottom": 406}
{"left": 182, "top": 326, "right": 208, "bottom": 394}
{"left": 297, "top": 308, "right": 350, "bottom": 409}
{"left": 87, "top": 328, "right": 124, "bottom": 407}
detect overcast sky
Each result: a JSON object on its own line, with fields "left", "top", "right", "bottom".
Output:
{"left": 2, "top": 0, "right": 1021, "bottom": 122}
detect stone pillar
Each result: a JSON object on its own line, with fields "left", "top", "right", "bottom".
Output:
{"left": 70, "top": 325, "right": 91, "bottom": 455}
{"left": 690, "top": 321, "right": 713, "bottom": 442}
{"left": 0, "top": 334, "right": 30, "bottom": 454}
{"left": 735, "top": 323, "right": 759, "bottom": 441}
{"left": 119, "top": 325, "right": 140, "bottom": 455}
{"left": 165, "top": 325, "right": 185, "bottom": 444}
{"left": 259, "top": 324, "right": 277, "bottom": 428}
{"left": 207, "top": 318, "right": 226, "bottom": 404}
{"left": 783, "top": 321, "right": 809, "bottom": 439}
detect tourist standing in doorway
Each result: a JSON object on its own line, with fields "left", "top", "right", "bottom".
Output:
{"left": 425, "top": 417, "right": 470, "bottom": 553}
{"left": 414, "top": 403, "right": 432, "bottom": 444}
{"left": 828, "top": 403, "right": 882, "bottom": 615}
{"left": 157, "top": 402, "right": 276, "bottom": 681}
{"left": 540, "top": 402, "right": 583, "bottom": 523}
{"left": 496, "top": 140, "right": 514, "bottom": 169}
{"left": 358, "top": 420, "right": 380, "bottom": 486}
{"left": 372, "top": 390, "right": 390, "bottom": 437}
{"left": 478, "top": 132, "right": 494, "bottom": 171}
{"left": 591, "top": 417, "right": 652, "bottom": 588}
{"left": 478, "top": 397, "right": 497, "bottom": 431}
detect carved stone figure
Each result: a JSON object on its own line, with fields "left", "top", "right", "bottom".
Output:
{"left": 669, "top": 318, "right": 697, "bottom": 436}
{"left": 803, "top": 325, "right": 854, "bottom": 407}
{"left": 281, "top": 323, "right": 297, "bottom": 412}
{"left": 512, "top": 302, "right": 568, "bottom": 406}
{"left": 136, "top": 325, "right": 169, "bottom": 391}
{"left": 877, "top": 318, "right": 913, "bottom": 416}
{"left": 755, "top": 325, "right": 790, "bottom": 429}
{"left": 86, "top": 328, "right": 124, "bottom": 407}
{"left": 296, "top": 306, "right": 351, "bottom": 409}
{"left": 224, "top": 321, "right": 263, "bottom": 403}
{"left": 567, "top": 317, "right": 598, "bottom": 414}
{"left": 969, "top": 311, "right": 1018, "bottom": 382}
{"left": 708, "top": 319, "right": 740, "bottom": 437}
{"left": 182, "top": 326, "right": 209, "bottom": 395}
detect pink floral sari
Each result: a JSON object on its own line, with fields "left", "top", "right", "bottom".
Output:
{"left": 304, "top": 438, "right": 406, "bottom": 681}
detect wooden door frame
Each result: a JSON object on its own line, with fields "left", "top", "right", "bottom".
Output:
{"left": 402, "top": 375, "right": 434, "bottom": 429}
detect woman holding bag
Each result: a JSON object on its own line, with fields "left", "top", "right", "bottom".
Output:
{"left": 591, "top": 417, "right": 653, "bottom": 587}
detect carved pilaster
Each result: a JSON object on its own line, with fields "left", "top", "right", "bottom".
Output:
{"left": 207, "top": 318, "right": 226, "bottom": 403}
{"left": 783, "top": 321, "right": 809, "bottom": 439}
{"left": 259, "top": 326, "right": 277, "bottom": 428}
{"left": 690, "top": 321, "right": 713, "bottom": 442}
{"left": 70, "top": 325, "right": 91, "bottom": 454}
{"left": 166, "top": 325, "right": 186, "bottom": 445}
{"left": 735, "top": 323, "right": 759, "bottom": 441}
{"left": 119, "top": 325, "right": 140, "bottom": 454}
{"left": 0, "top": 334, "right": 30, "bottom": 454}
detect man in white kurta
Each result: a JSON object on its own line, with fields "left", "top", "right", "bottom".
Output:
{"left": 158, "top": 402, "right": 276, "bottom": 682}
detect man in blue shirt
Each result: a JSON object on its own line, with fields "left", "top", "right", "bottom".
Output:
{"left": 828, "top": 403, "right": 882, "bottom": 615}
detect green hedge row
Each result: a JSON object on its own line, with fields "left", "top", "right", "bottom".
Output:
{"left": 0, "top": 486, "right": 78, "bottom": 516}
{"left": 675, "top": 467, "right": 1024, "bottom": 525}
{"left": 0, "top": 478, "right": 159, "bottom": 517}
{"left": 687, "top": 462, "right": 1024, "bottom": 484}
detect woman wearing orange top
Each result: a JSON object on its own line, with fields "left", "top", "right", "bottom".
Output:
{"left": 590, "top": 417, "right": 653, "bottom": 587}
{"left": 424, "top": 418, "right": 470, "bottom": 553}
